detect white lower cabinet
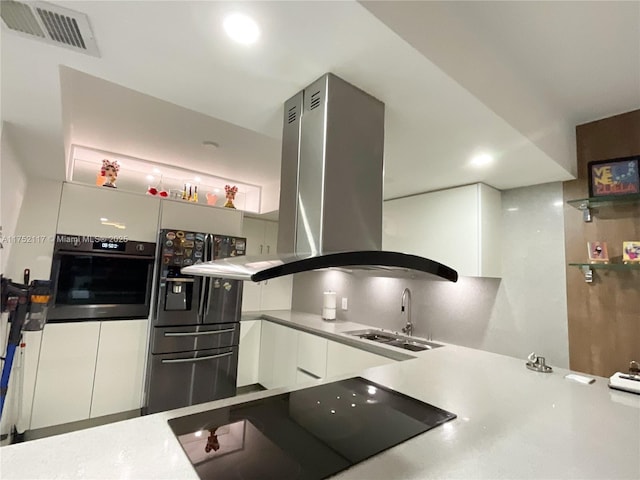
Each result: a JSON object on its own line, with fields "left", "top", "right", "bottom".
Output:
{"left": 258, "top": 321, "right": 298, "bottom": 389}
{"left": 326, "top": 341, "right": 395, "bottom": 378}
{"left": 30, "top": 322, "right": 101, "bottom": 429}
{"left": 255, "top": 320, "right": 395, "bottom": 391}
{"left": 296, "top": 331, "right": 327, "bottom": 380}
{"left": 237, "top": 320, "right": 262, "bottom": 388}
{"left": 30, "top": 320, "right": 149, "bottom": 430}
{"left": 90, "top": 319, "right": 148, "bottom": 418}
{"left": 296, "top": 368, "right": 320, "bottom": 384}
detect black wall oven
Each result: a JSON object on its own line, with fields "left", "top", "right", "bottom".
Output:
{"left": 49, "top": 234, "right": 156, "bottom": 321}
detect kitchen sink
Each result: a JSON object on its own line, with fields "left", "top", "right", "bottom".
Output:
{"left": 344, "top": 329, "right": 443, "bottom": 351}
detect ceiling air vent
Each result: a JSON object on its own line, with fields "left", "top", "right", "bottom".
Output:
{"left": 1, "top": 0, "right": 100, "bottom": 57}
{"left": 309, "top": 91, "right": 321, "bottom": 110}
{"left": 287, "top": 105, "right": 297, "bottom": 124}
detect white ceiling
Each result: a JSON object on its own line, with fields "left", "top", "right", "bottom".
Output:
{"left": 2, "top": 1, "right": 639, "bottom": 212}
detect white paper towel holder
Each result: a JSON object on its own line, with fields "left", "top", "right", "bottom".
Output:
{"left": 322, "top": 291, "right": 337, "bottom": 321}
{"left": 322, "top": 307, "right": 336, "bottom": 321}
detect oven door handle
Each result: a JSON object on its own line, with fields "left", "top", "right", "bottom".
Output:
{"left": 163, "top": 328, "right": 236, "bottom": 337}
{"left": 161, "top": 352, "right": 233, "bottom": 364}
{"left": 54, "top": 251, "right": 155, "bottom": 260}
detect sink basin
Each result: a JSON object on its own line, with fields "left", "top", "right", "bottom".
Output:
{"left": 354, "top": 332, "right": 397, "bottom": 342}
{"left": 344, "top": 329, "right": 443, "bottom": 351}
{"left": 385, "top": 339, "right": 437, "bottom": 352}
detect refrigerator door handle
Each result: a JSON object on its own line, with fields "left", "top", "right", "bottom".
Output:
{"left": 161, "top": 352, "right": 233, "bottom": 364}
{"left": 164, "top": 328, "right": 236, "bottom": 337}
{"left": 197, "top": 233, "right": 211, "bottom": 320}
{"left": 197, "top": 276, "right": 208, "bottom": 320}
{"left": 205, "top": 278, "right": 214, "bottom": 316}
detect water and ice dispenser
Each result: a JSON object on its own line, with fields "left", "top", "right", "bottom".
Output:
{"left": 164, "top": 267, "right": 194, "bottom": 311}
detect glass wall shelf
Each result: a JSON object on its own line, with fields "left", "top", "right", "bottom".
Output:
{"left": 569, "top": 262, "right": 640, "bottom": 282}
{"left": 569, "top": 263, "right": 640, "bottom": 270}
{"left": 68, "top": 144, "right": 263, "bottom": 213}
{"left": 567, "top": 193, "right": 640, "bottom": 209}
{"left": 567, "top": 194, "right": 640, "bottom": 221}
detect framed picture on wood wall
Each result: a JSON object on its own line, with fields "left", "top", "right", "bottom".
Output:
{"left": 588, "top": 155, "right": 640, "bottom": 197}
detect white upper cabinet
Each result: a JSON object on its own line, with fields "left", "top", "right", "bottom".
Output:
{"left": 242, "top": 218, "right": 278, "bottom": 255}
{"left": 57, "top": 183, "right": 161, "bottom": 242}
{"left": 242, "top": 218, "right": 267, "bottom": 256}
{"left": 160, "top": 200, "right": 243, "bottom": 236}
{"left": 383, "top": 183, "right": 502, "bottom": 277}
{"left": 241, "top": 218, "right": 292, "bottom": 312}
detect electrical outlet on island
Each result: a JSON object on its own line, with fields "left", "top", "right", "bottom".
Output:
{"left": 341, "top": 297, "right": 348, "bottom": 310}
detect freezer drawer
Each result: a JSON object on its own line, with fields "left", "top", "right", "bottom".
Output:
{"left": 146, "top": 346, "right": 239, "bottom": 414}
{"left": 151, "top": 323, "right": 239, "bottom": 354}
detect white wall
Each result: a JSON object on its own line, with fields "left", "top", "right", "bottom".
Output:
{"left": 1, "top": 177, "right": 62, "bottom": 434}
{"left": 292, "top": 182, "right": 570, "bottom": 368}
{"left": 1, "top": 124, "right": 29, "bottom": 274}
{"left": 5, "top": 178, "right": 63, "bottom": 281}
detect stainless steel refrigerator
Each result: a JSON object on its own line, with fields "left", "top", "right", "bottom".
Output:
{"left": 144, "top": 229, "right": 246, "bottom": 414}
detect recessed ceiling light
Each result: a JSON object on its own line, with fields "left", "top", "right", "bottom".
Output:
{"left": 223, "top": 13, "right": 260, "bottom": 45}
{"left": 152, "top": 168, "right": 161, "bottom": 174}
{"left": 146, "top": 175, "right": 155, "bottom": 181}
{"left": 202, "top": 140, "right": 219, "bottom": 149}
{"left": 194, "top": 176, "right": 202, "bottom": 183}
{"left": 470, "top": 153, "right": 493, "bottom": 167}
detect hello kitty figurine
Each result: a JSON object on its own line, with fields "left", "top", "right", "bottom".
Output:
{"left": 101, "top": 159, "right": 120, "bottom": 188}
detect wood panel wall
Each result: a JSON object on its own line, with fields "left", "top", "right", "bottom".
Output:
{"left": 563, "top": 109, "right": 640, "bottom": 377}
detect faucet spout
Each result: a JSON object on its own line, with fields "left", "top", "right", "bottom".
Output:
{"left": 401, "top": 287, "right": 412, "bottom": 337}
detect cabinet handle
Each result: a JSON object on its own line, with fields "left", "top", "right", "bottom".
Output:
{"left": 260, "top": 245, "right": 263, "bottom": 254}
{"left": 297, "top": 367, "right": 321, "bottom": 379}
{"left": 266, "top": 245, "right": 270, "bottom": 254}
{"left": 164, "top": 328, "right": 236, "bottom": 337}
{"left": 161, "top": 352, "right": 233, "bottom": 364}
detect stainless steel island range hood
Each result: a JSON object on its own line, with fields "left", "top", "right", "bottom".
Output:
{"left": 182, "top": 73, "right": 457, "bottom": 283}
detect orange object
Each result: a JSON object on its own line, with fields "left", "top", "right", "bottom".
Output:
{"left": 206, "top": 193, "right": 218, "bottom": 206}
{"left": 96, "top": 173, "right": 106, "bottom": 186}
{"left": 31, "top": 295, "right": 50, "bottom": 304}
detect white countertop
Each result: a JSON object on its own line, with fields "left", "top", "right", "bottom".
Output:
{"left": 2, "top": 311, "right": 639, "bottom": 479}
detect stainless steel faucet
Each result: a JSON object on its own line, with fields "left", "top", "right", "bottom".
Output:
{"left": 401, "top": 288, "right": 412, "bottom": 336}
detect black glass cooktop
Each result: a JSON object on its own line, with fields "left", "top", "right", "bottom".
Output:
{"left": 168, "top": 377, "right": 456, "bottom": 480}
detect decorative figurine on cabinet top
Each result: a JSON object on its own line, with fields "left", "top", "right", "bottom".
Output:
{"left": 224, "top": 184, "right": 238, "bottom": 209}
{"left": 100, "top": 159, "right": 120, "bottom": 188}
{"left": 206, "top": 192, "right": 218, "bottom": 206}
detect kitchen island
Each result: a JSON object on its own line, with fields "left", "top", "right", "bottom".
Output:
{"left": 2, "top": 311, "right": 639, "bottom": 479}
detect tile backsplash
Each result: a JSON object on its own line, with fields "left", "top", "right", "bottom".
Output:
{"left": 292, "top": 182, "right": 569, "bottom": 368}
